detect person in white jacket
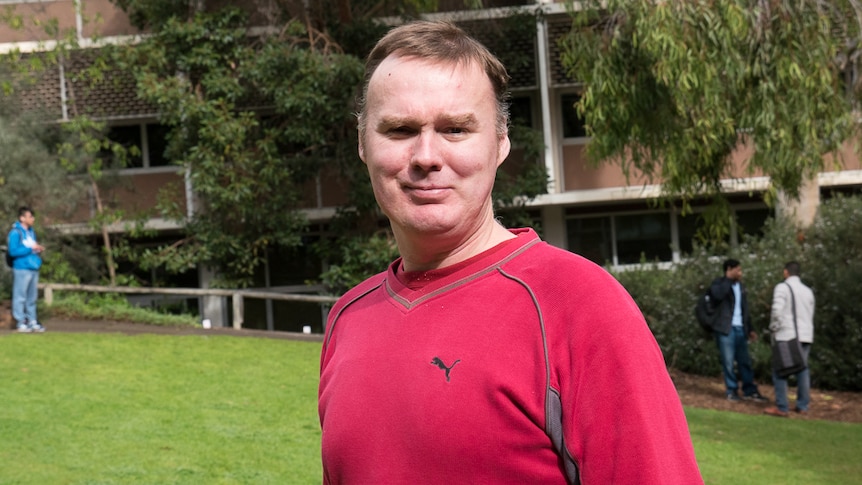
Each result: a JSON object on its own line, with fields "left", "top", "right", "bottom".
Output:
{"left": 764, "top": 261, "right": 815, "bottom": 417}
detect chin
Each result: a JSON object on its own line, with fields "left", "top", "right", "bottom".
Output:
{"left": 395, "top": 215, "right": 461, "bottom": 237}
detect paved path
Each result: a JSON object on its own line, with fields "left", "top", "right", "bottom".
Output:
{"left": 1, "top": 317, "right": 324, "bottom": 342}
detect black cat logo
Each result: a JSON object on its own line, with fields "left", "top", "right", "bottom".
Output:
{"left": 430, "top": 357, "right": 461, "bottom": 382}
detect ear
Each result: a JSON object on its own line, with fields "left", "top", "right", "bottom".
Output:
{"left": 358, "top": 132, "right": 367, "bottom": 164}
{"left": 496, "top": 134, "right": 511, "bottom": 168}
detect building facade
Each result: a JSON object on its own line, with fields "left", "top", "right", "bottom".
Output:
{"left": 2, "top": 0, "right": 860, "bottom": 329}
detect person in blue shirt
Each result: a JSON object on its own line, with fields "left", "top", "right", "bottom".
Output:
{"left": 708, "top": 259, "right": 767, "bottom": 402}
{"left": 7, "top": 206, "right": 46, "bottom": 332}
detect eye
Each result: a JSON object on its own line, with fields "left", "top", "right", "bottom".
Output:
{"left": 386, "top": 126, "right": 417, "bottom": 138}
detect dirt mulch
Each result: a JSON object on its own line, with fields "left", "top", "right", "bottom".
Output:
{"left": 670, "top": 369, "right": 862, "bottom": 423}
{"left": 3, "top": 317, "right": 860, "bottom": 423}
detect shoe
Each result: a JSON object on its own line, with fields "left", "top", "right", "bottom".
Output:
{"left": 743, "top": 392, "right": 768, "bottom": 403}
{"left": 726, "top": 393, "right": 742, "bottom": 402}
{"left": 794, "top": 408, "right": 808, "bottom": 415}
{"left": 16, "top": 324, "right": 32, "bottom": 333}
{"left": 764, "top": 407, "right": 789, "bottom": 417}
{"left": 28, "top": 321, "right": 45, "bottom": 332}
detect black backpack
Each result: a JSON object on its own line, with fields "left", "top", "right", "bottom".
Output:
{"left": 694, "top": 291, "right": 718, "bottom": 331}
{"left": 5, "top": 227, "right": 25, "bottom": 268}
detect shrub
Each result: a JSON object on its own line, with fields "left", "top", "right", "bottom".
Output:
{"left": 799, "top": 195, "right": 862, "bottom": 390}
{"left": 613, "top": 196, "right": 862, "bottom": 391}
{"left": 319, "top": 231, "right": 399, "bottom": 295}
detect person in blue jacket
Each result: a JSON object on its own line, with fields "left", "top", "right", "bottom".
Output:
{"left": 7, "top": 206, "right": 46, "bottom": 332}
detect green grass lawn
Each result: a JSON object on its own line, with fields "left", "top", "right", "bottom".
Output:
{"left": 689, "top": 407, "right": 862, "bottom": 485}
{"left": 1, "top": 333, "right": 322, "bottom": 484}
{"left": 2, "top": 332, "right": 861, "bottom": 484}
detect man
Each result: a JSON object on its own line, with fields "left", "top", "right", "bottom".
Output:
{"left": 708, "top": 259, "right": 767, "bottom": 402}
{"left": 7, "top": 206, "right": 46, "bottom": 332}
{"left": 764, "top": 261, "right": 815, "bottom": 417}
{"left": 318, "top": 21, "right": 702, "bottom": 484}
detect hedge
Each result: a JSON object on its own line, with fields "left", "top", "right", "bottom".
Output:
{"left": 614, "top": 194, "right": 862, "bottom": 391}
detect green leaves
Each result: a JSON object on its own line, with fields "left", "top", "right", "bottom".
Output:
{"left": 561, "top": 0, "right": 858, "bottom": 240}
{"left": 106, "top": 8, "right": 366, "bottom": 286}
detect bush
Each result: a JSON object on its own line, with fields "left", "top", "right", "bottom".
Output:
{"left": 799, "top": 195, "right": 862, "bottom": 390}
{"left": 319, "top": 231, "right": 399, "bottom": 295}
{"left": 613, "top": 196, "right": 862, "bottom": 391}
{"left": 45, "top": 292, "right": 199, "bottom": 327}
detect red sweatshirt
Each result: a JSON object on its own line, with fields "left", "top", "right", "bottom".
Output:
{"left": 319, "top": 228, "right": 703, "bottom": 484}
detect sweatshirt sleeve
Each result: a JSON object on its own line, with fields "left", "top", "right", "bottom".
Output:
{"left": 555, "top": 266, "right": 704, "bottom": 484}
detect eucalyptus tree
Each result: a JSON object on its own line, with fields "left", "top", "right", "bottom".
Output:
{"left": 560, "top": 0, "right": 860, "bottom": 241}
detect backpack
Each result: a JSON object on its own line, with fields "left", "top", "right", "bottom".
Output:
{"left": 694, "top": 291, "right": 718, "bottom": 331}
{"left": 5, "top": 227, "right": 25, "bottom": 268}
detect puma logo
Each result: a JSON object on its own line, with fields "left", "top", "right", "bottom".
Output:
{"left": 430, "top": 357, "right": 461, "bottom": 382}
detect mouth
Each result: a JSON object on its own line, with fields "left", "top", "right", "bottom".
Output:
{"left": 403, "top": 184, "right": 449, "bottom": 202}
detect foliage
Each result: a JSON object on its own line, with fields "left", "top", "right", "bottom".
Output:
{"left": 613, "top": 251, "right": 718, "bottom": 376}
{"left": 799, "top": 195, "right": 862, "bottom": 390}
{"left": 104, "top": 7, "right": 365, "bottom": 287}
{"left": 493, "top": 122, "right": 548, "bottom": 229}
{"left": 0, "top": 115, "right": 83, "bottom": 227}
{"left": 4, "top": 0, "right": 553, "bottom": 291}
{"left": 319, "top": 230, "right": 399, "bottom": 295}
{"left": 43, "top": 292, "right": 199, "bottom": 327}
{"left": 0, "top": 334, "right": 323, "bottom": 483}
{"left": 560, "top": 0, "right": 859, "bottom": 240}
{"left": 57, "top": 116, "right": 140, "bottom": 285}
{"left": 614, "top": 195, "right": 862, "bottom": 391}
{"left": 0, "top": 7, "right": 147, "bottom": 287}
{"left": 38, "top": 248, "right": 81, "bottom": 285}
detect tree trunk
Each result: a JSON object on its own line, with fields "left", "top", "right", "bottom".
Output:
{"left": 90, "top": 175, "right": 117, "bottom": 286}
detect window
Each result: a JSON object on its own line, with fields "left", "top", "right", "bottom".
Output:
{"left": 677, "top": 212, "right": 702, "bottom": 255}
{"left": 561, "top": 93, "right": 587, "bottom": 139}
{"left": 567, "top": 205, "right": 771, "bottom": 266}
{"left": 509, "top": 95, "right": 534, "bottom": 128}
{"left": 615, "top": 213, "right": 672, "bottom": 264}
{"left": 567, "top": 212, "right": 672, "bottom": 266}
{"left": 103, "top": 125, "right": 143, "bottom": 168}
{"left": 566, "top": 216, "right": 613, "bottom": 265}
{"left": 735, "top": 208, "right": 770, "bottom": 239}
{"left": 146, "top": 124, "right": 171, "bottom": 167}
{"left": 103, "top": 122, "right": 173, "bottom": 169}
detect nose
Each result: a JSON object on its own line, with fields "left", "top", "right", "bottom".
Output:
{"left": 409, "top": 130, "right": 443, "bottom": 173}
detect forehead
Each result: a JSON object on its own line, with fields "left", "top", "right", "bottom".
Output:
{"left": 366, "top": 55, "right": 494, "bottom": 106}
{"left": 367, "top": 55, "right": 496, "bottom": 116}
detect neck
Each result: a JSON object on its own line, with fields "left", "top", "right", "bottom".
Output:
{"left": 396, "top": 220, "right": 514, "bottom": 272}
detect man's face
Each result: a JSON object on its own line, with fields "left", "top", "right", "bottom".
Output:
{"left": 19, "top": 211, "right": 34, "bottom": 228}
{"left": 359, "top": 55, "right": 510, "bottom": 240}
{"left": 728, "top": 265, "right": 743, "bottom": 281}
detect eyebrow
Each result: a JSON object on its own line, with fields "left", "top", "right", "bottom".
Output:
{"left": 375, "top": 113, "right": 479, "bottom": 131}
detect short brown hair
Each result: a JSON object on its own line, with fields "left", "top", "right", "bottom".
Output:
{"left": 356, "top": 20, "right": 510, "bottom": 137}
